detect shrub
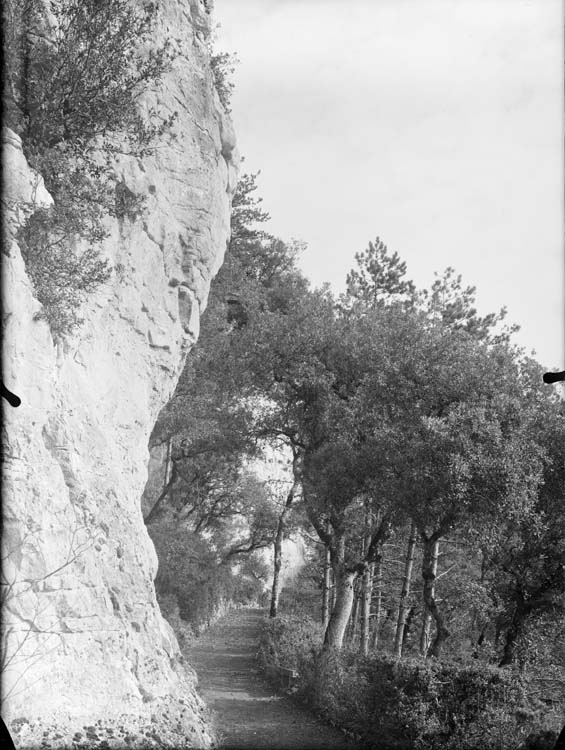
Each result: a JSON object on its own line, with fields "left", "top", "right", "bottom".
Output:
{"left": 17, "top": 205, "right": 112, "bottom": 337}
{"left": 210, "top": 50, "right": 238, "bottom": 113}
{"left": 260, "top": 615, "right": 552, "bottom": 750}
{"left": 259, "top": 614, "right": 323, "bottom": 670}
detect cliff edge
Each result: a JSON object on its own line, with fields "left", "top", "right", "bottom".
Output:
{"left": 1, "top": 0, "right": 237, "bottom": 746}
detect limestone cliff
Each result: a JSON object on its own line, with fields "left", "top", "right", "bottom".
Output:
{"left": 1, "top": 0, "right": 237, "bottom": 746}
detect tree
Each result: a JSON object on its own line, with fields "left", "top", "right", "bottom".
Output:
{"left": 239, "top": 296, "right": 410, "bottom": 650}
{"left": 379, "top": 340, "right": 543, "bottom": 657}
{"left": 421, "top": 266, "right": 518, "bottom": 343}
{"left": 479, "top": 367, "right": 565, "bottom": 666}
{"left": 269, "top": 448, "right": 302, "bottom": 618}
{"left": 343, "top": 236, "right": 416, "bottom": 310}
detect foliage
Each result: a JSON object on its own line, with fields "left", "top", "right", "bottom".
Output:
{"left": 149, "top": 515, "right": 265, "bottom": 633}
{"left": 210, "top": 49, "right": 238, "bottom": 113}
{"left": 421, "top": 267, "right": 517, "bottom": 342}
{"left": 479, "top": 391, "right": 565, "bottom": 666}
{"left": 3, "top": 0, "right": 176, "bottom": 337}
{"left": 260, "top": 616, "right": 555, "bottom": 750}
{"left": 5, "top": 0, "right": 174, "bottom": 154}
{"left": 259, "top": 614, "right": 323, "bottom": 671}
{"left": 16, "top": 205, "right": 111, "bottom": 335}
{"left": 344, "top": 236, "right": 416, "bottom": 309}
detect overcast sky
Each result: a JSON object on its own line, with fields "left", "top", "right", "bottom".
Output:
{"left": 215, "top": 0, "right": 563, "bottom": 370}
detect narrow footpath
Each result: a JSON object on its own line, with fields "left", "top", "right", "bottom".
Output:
{"left": 187, "top": 608, "right": 359, "bottom": 750}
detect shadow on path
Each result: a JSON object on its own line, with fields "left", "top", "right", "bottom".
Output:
{"left": 188, "top": 608, "right": 359, "bottom": 750}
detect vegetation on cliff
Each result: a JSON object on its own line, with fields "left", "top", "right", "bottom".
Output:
{"left": 2, "top": 0, "right": 234, "bottom": 339}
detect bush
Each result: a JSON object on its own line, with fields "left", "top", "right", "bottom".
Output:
{"left": 17, "top": 205, "right": 111, "bottom": 337}
{"left": 259, "top": 614, "right": 323, "bottom": 671}
{"left": 210, "top": 50, "right": 238, "bottom": 113}
{"left": 260, "top": 615, "right": 552, "bottom": 750}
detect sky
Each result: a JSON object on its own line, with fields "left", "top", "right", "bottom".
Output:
{"left": 215, "top": 0, "right": 563, "bottom": 371}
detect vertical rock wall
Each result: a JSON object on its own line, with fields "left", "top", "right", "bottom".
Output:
{"left": 1, "top": 1, "right": 237, "bottom": 746}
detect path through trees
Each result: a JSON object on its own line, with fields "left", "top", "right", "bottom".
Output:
{"left": 188, "top": 609, "right": 359, "bottom": 750}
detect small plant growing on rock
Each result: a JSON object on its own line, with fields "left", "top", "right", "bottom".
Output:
{"left": 210, "top": 48, "right": 239, "bottom": 113}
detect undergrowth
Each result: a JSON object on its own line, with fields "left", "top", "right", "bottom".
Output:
{"left": 259, "top": 614, "right": 562, "bottom": 750}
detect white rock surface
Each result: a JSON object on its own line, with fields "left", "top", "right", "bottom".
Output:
{"left": 1, "top": 1, "right": 237, "bottom": 746}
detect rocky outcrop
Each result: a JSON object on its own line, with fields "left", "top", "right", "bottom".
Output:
{"left": 1, "top": 0, "right": 237, "bottom": 746}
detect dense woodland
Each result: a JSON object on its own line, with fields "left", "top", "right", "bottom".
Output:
{"left": 146, "top": 173, "right": 565, "bottom": 749}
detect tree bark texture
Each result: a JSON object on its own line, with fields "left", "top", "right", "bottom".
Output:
{"left": 360, "top": 563, "right": 373, "bottom": 656}
{"left": 420, "top": 535, "right": 449, "bottom": 657}
{"left": 323, "top": 563, "right": 358, "bottom": 651}
{"left": 394, "top": 522, "right": 417, "bottom": 658}
{"left": 348, "top": 582, "right": 362, "bottom": 645}
{"left": 370, "top": 554, "right": 383, "bottom": 650}
{"left": 360, "top": 516, "right": 373, "bottom": 656}
{"left": 322, "top": 542, "right": 331, "bottom": 628}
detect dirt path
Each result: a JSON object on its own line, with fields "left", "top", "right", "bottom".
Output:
{"left": 187, "top": 608, "right": 359, "bottom": 750}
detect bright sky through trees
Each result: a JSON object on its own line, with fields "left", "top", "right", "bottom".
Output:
{"left": 215, "top": 0, "right": 563, "bottom": 370}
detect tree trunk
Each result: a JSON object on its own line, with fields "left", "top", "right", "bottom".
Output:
{"left": 360, "top": 515, "right": 373, "bottom": 656}
{"left": 330, "top": 565, "right": 336, "bottom": 612}
{"left": 144, "top": 462, "right": 177, "bottom": 523}
{"left": 322, "top": 537, "right": 331, "bottom": 627}
{"left": 402, "top": 606, "right": 415, "bottom": 655}
{"left": 420, "top": 535, "right": 449, "bottom": 658}
{"left": 269, "top": 526, "right": 284, "bottom": 618}
{"left": 347, "top": 585, "right": 360, "bottom": 645}
{"left": 394, "top": 521, "right": 417, "bottom": 658}
{"left": 323, "top": 564, "right": 358, "bottom": 650}
{"left": 370, "top": 553, "right": 383, "bottom": 649}
{"left": 269, "top": 456, "right": 301, "bottom": 618}
{"left": 165, "top": 437, "right": 172, "bottom": 490}
{"left": 499, "top": 602, "right": 531, "bottom": 666}
{"left": 360, "top": 563, "right": 373, "bottom": 656}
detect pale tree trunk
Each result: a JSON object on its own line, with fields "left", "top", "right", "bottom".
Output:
{"left": 330, "top": 566, "right": 336, "bottom": 612}
{"left": 420, "top": 535, "right": 449, "bottom": 657}
{"left": 360, "top": 563, "right": 373, "bottom": 656}
{"left": 312, "top": 510, "right": 392, "bottom": 652}
{"left": 269, "top": 453, "right": 302, "bottom": 618}
{"left": 322, "top": 541, "right": 331, "bottom": 628}
{"left": 323, "top": 563, "right": 358, "bottom": 650}
{"left": 370, "top": 553, "right": 383, "bottom": 649}
{"left": 360, "top": 514, "right": 373, "bottom": 656}
{"left": 346, "top": 585, "right": 360, "bottom": 645}
{"left": 394, "top": 521, "right": 417, "bottom": 658}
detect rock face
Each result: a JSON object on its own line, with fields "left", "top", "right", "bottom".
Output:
{"left": 1, "top": 1, "right": 237, "bottom": 746}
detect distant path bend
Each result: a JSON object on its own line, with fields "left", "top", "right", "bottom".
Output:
{"left": 187, "top": 608, "right": 359, "bottom": 750}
